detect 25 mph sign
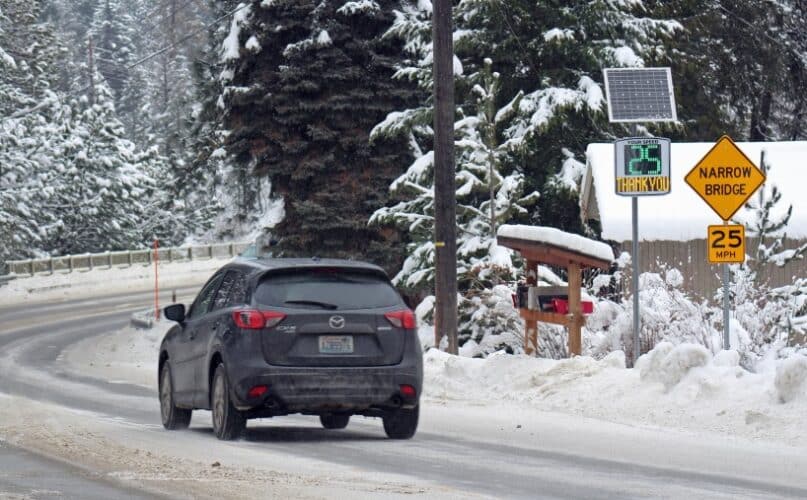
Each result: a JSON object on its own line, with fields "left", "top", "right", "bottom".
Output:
{"left": 684, "top": 136, "right": 766, "bottom": 221}
{"left": 708, "top": 224, "right": 745, "bottom": 264}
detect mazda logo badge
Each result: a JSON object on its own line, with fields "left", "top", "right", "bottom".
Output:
{"left": 329, "top": 315, "right": 346, "bottom": 329}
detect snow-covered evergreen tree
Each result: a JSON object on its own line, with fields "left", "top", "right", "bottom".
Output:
{"left": 44, "top": 81, "right": 155, "bottom": 254}
{"left": 89, "top": 1, "right": 138, "bottom": 107}
{"left": 210, "top": 0, "right": 418, "bottom": 267}
{"left": 741, "top": 151, "right": 807, "bottom": 269}
{"left": 371, "top": 58, "right": 538, "bottom": 293}
{"left": 0, "top": 1, "right": 68, "bottom": 264}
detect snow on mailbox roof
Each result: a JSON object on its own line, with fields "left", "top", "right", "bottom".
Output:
{"left": 582, "top": 141, "right": 807, "bottom": 242}
{"left": 497, "top": 224, "right": 615, "bottom": 263}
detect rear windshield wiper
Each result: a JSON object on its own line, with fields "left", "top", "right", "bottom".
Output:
{"left": 284, "top": 300, "right": 339, "bottom": 310}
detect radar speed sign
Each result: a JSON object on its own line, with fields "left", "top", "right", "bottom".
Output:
{"left": 614, "top": 137, "right": 671, "bottom": 196}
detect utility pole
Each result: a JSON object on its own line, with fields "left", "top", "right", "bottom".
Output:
{"left": 432, "top": 0, "right": 458, "bottom": 354}
{"left": 87, "top": 35, "right": 95, "bottom": 105}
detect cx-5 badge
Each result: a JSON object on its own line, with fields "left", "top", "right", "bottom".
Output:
{"left": 329, "top": 315, "right": 346, "bottom": 329}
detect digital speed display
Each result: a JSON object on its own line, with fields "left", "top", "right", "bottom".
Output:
{"left": 614, "top": 137, "right": 671, "bottom": 196}
{"left": 624, "top": 144, "right": 663, "bottom": 176}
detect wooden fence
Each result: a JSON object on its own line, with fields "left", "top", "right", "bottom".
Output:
{"left": 618, "top": 238, "right": 807, "bottom": 301}
{"left": 2, "top": 242, "right": 252, "bottom": 278}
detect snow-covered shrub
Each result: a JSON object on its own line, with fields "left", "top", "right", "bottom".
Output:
{"left": 730, "top": 160, "right": 807, "bottom": 363}
{"left": 458, "top": 284, "right": 524, "bottom": 357}
{"left": 586, "top": 268, "right": 719, "bottom": 359}
{"left": 774, "top": 354, "right": 807, "bottom": 403}
{"left": 726, "top": 265, "right": 787, "bottom": 365}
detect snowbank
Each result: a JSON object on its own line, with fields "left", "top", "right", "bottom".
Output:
{"left": 0, "top": 258, "right": 224, "bottom": 306}
{"left": 774, "top": 354, "right": 807, "bottom": 403}
{"left": 61, "top": 321, "right": 175, "bottom": 390}
{"left": 423, "top": 343, "right": 807, "bottom": 446}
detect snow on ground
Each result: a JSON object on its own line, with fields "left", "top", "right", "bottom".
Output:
{"left": 0, "top": 396, "right": 447, "bottom": 500}
{"left": 62, "top": 321, "right": 173, "bottom": 390}
{"left": 423, "top": 344, "right": 807, "bottom": 448}
{"left": 62, "top": 318, "right": 807, "bottom": 450}
{"left": 0, "top": 258, "right": 226, "bottom": 306}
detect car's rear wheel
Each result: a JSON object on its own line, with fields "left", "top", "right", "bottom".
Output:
{"left": 320, "top": 413, "right": 350, "bottom": 430}
{"left": 160, "top": 362, "right": 192, "bottom": 430}
{"left": 211, "top": 364, "right": 246, "bottom": 440}
{"left": 382, "top": 405, "right": 419, "bottom": 439}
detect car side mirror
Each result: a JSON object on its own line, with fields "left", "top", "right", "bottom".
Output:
{"left": 164, "top": 303, "right": 186, "bottom": 323}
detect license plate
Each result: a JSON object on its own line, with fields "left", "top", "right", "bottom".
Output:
{"left": 318, "top": 335, "right": 354, "bottom": 354}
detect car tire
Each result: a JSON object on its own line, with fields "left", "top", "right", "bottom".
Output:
{"left": 320, "top": 413, "right": 350, "bottom": 430}
{"left": 382, "top": 405, "right": 419, "bottom": 439}
{"left": 160, "top": 362, "right": 192, "bottom": 430}
{"left": 211, "top": 364, "right": 246, "bottom": 440}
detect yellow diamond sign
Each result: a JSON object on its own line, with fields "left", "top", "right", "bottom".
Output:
{"left": 685, "top": 136, "right": 766, "bottom": 221}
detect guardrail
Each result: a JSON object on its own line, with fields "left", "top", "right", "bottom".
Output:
{"left": 2, "top": 242, "right": 252, "bottom": 277}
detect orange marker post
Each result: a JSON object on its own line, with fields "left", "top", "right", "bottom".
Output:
{"left": 154, "top": 238, "right": 160, "bottom": 321}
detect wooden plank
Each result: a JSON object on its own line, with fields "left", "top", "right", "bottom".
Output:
{"left": 524, "top": 260, "right": 538, "bottom": 355}
{"left": 519, "top": 309, "right": 569, "bottom": 327}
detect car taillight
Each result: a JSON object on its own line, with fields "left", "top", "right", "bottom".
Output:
{"left": 248, "top": 385, "right": 269, "bottom": 398}
{"left": 384, "top": 309, "right": 417, "bottom": 329}
{"left": 233, "top": 309, "right": 286, "bottom": 329}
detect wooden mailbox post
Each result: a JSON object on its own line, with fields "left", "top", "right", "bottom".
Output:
{"left": 498, "top": 229, "right": 613, "bottom": 357}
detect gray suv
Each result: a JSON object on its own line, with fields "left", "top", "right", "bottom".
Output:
{"left": 158, "top": 258, "right": 423, "bottom": 440}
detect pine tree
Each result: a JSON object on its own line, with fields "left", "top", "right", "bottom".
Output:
{"left": 371, "top": 58, "right": 539, "bottom": 293}
{"left": 660, "top": 0, "right": 807, "bottom": 142}
{"left": 740, "top": 151, "right": 807, "bottom": 271}
{"left": 0, "top": 1, "right": 68, "bottom": 263}
{"left": 217, "top": 0, "right": 418, "bottom": 267}
{"left": 44, "top": 81, "right": 154, "bottom": 254}
{"left": 184, "top": 0, "right": 245, "bottom": 241}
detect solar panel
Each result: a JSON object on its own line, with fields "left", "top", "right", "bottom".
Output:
{"left": 603, "top": 68, "right": 677, "bottom": 123}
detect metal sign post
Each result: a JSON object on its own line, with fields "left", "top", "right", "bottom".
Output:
{"left": 615, "top": 135, "right": 671, "bottom": 365}
{"left": 708, "top": 223, "right": 744, "bottom": 349}
{"left": 632, "top": 197, "right": 640, "bottom": 364}
{"left": 604, "top": 67, "right": 677, "bottom": 366}
{"left": 723, "top": 251, "right": 730, "bottom": 350}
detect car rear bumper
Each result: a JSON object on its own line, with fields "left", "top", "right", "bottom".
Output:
{"left": 230, "top": 364, "right": 422, "bottom": 412}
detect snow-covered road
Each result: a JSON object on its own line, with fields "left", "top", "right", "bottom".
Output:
{"left": 2, "top": 286, "right": 807, "bottom": 499}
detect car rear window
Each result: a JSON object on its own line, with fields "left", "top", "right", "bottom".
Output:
{"left": 254, "top": 269, "right": 403, "bottom": 311}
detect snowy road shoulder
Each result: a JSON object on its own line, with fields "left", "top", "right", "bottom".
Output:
{"left": 423, "top": 345, "right": 807, "bottom": 448}
{"left": 60, "top": 322, "right": 170, "bottom": 390}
